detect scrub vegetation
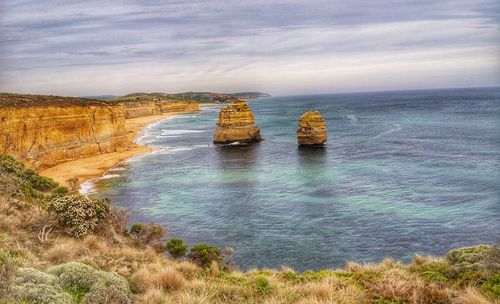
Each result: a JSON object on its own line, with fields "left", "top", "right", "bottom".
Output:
{"left": 0, "top": 155, "right": 498, "bottom": 303}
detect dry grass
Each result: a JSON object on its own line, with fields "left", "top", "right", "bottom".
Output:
{"left": 139, "top": 288, "right": 169, "bottom": 304}
{"left": 43, "top": 238, "right": 84, "bottom": 264}
{"left": 453, "top": 287, "right": 493, "bottom": 304}
{"left": 210, "top": 260, "right": 220, "bottom": 277}
{"left": 131, "top": 264, "right": 186, "bottom": 293}
{"left": 371, "top": 268, "right": 451, "bottom": 304}
{"left": 174, "top": 260, "right": 200, "bottom": 279}
{"left": 82, "top": 235, "right": 106, "bottom": 251}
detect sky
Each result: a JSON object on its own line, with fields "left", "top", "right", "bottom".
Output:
{"left": 0, "top": 0, "right": 499, "bottom": 96}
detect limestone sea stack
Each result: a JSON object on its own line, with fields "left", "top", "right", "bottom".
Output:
{"left": 213, "top": 101, "right": 262, "bottom": 144}
{"left": 296, "top": 110, "right": 328, "bottom": 146}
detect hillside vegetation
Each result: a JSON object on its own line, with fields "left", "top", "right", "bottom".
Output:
{"left": 0, "top": 155, "right": 498, "bottom": 304}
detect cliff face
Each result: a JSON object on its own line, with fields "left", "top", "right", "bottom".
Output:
{"left": 122, "top": 101, "right": 200, "bottom": 119}
{"left": 0, "top": 105, "right": 128, "bottom": 169}
{"left": 213, "top": 101, "right": 262, "bottom": 144}
{"left": 0, "top": 93, "right": 200, "bottom": 170}
{"left": 297, "top": 111, "right": 328, "bottom": 146}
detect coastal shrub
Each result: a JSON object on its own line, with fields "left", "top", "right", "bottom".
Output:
{"left": 82, "top": 271, "right": 131, "bottom": 304}
{"left": 129, "top": 222, "right": 166, "bottom": 247}
{"left": 48, "top": 262, "right": 132, "bottom": 304}
{"left": 9, "top": 267, "right": 73, "bottom": 304}
{"left": 0, "top": 155, "right": 24, "bottom": 174}
{"left": 166, "top": 238, "right": 188, "bottom": 258}
{"left": 0, "top": 155, "right": 67, "bottom": 201}
{"left": 446, "top": 245, "right": 499, "bottom": 272}
{"left": 49, "top": 194, "right": 109, "bottom": 238}
{"left": 48, "top": 261, "right": 99, "bottom": 294}
{"left": 188, "top": 244, "right": 221, "bottom": 268}
{"left": 25, "top": 168, "right": 58, "bottom": 191}
{"left": 409, "top": 260, "right": 452, "bottom": 284}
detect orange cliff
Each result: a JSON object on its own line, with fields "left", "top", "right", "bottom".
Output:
{"left": 0, "top": 101, "right": 128, "bottom": 170}
{"left": 213, "top": 101, "right": 262, "bottom": 144}
{"left": 0, "top": 93, "right": 200, "bottom": 174}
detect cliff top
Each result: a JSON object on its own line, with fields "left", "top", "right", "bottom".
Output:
{"left": 0, "top": 93, "right": 112, "bottom": 108}
{"left": 0, "top": 91, "right": 271, "bottom": 107}
{"left": 103, "top": 91, "right": 270, "bottom": 103}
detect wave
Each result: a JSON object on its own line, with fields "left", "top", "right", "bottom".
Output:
{"left": 372, "top": 123, "right": 402, "bottom": 140}
{"left": 109, "top": 166, "right": 126, "bottom": 171}
{"left": 79, "top": 178, "right": 98, "bottom": 195}
{"left": 100, "top": 174, "right": 121, "bottom": 180}
{"left": 160, "top": 129, "right": 207, "bottom": 136}
{"left": 347, "top": 114, "right": 358, "bottom": 122}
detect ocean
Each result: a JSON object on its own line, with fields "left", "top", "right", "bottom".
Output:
{"left": 86, "top": 87, "right": 500, "bottom": 271}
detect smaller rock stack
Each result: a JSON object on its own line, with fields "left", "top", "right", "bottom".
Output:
{"left": 213, "top": 101, "right": 262, "bottom": 144}
{"left": 296, "top": 111, "right": 328, "bottom": 146}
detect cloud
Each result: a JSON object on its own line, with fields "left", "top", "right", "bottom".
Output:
{"left": 0, "top": 0, "right": 498, "bottom": 95}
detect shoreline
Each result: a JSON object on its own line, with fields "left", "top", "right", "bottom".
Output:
{"left": 40, "top": 106, "right": 214, "bottom": 188}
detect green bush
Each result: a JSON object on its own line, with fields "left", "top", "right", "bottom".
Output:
{"left": 188, "top": 244, "right": 221, "bottom": 268}
{"left": 25, "top": 168, "right": 58, "bottom": 191}
{"left": 166, "top": 238, "right": 188, "bottom": 258}
{"left": 9, "top": 267, "right": 73, "bottom": 304}
{"left": 410, "top": 260, "right": 451, "bottom": 283}
{"left": 48, "top": 262, "right": 132, "bottom": 304}
{"left": 0, "top": 155, "right": 24, "bottom": 174}
{"left": 49, "top": 194, "right": 109, "bottom": 238}
{"left": 0, "top": 155, "right": 67, "bottom": 202}
{"left": 129, "top": 223, "right": 166, "bottom": 247}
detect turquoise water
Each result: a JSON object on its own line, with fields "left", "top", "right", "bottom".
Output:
{"left": 91, "top": 87, "right": 500, "bottom": 271}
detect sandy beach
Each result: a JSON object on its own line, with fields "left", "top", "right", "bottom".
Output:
{"left": 40, "top": 111, "right": 200, "bottom": 187}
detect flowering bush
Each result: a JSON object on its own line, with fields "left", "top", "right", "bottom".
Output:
{"left": 49, "top": 194, "right": 109, "bottom": 238}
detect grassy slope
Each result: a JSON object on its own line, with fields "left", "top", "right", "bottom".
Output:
{"left": 0, "top": 155, "right": 498, "bottom": 304}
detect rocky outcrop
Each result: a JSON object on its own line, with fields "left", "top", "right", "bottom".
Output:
{"left": 0, "top": 105, "right": 128, "bottom": 169}
{"left": 296, "top": 111, "right": 328, "bottom": 146}
{"left": 213, "top": 101, "right": 262, "bottom": 144}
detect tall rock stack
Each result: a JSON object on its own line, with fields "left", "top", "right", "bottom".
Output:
{"left": 296, "top": 111, "right": 328, "bottom": 146}
{"left": 213, "top": 101, "right": 262, "bottom": 144}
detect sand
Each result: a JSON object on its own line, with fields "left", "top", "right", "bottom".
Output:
{"left": 40, "top": 111, "right": 196, "bottom": 186}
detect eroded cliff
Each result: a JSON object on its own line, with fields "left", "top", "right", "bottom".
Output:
{"left": 213, "top": 101, "right": 262, "bottom": 144}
